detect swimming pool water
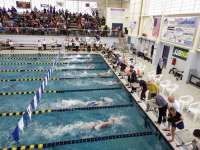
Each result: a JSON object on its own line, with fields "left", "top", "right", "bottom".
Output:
{"left": 0, "top": 54, "right": 173, "bottom": 150}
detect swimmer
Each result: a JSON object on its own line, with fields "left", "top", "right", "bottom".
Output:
{"left": 98, "top": 70, "right": 112, "bottom": 77}
{"left": 93, "top": 80, "right": 119, "bottom": 86}
{"left": 87, "top": 97, "right": 113, "bottom": 107}
{"left": 89, "top": 116, "right": 125, "bottom": 131}
{"left": 56, "top": 98, "right": 113, "bottom": 109}
{"left": 86, "top": 64, "right": 95, "bottom": 69}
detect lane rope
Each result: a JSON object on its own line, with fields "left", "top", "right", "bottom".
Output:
{"left": 0, "top": 61, "right": 104, "bottom": 65}
{"left": 0, "top": 68, "right": 108, "bottom": 73}
{"left": 0, "top": 76, "right": 114, "bottom": 82}
{"left": 0, "top": 57, "right": 100, "bottom": 60}
{"left": 0, "top": 87, "right": 122, "bottom": 96}
{"left": 1, "top": 131, "right": 156, "bottom": 150}
{"left": 0, "top": 104, "right": 134, "bottom": 117}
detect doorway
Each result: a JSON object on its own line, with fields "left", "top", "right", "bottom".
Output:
{"left": 162, "top": 45, "right": 170, "bottom": 68}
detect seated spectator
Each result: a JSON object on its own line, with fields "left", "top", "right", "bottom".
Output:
{"left": 0, "top": 7, "right": 105, "bottom": 35}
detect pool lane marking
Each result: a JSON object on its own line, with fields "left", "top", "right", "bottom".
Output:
{"left": 0, "top": 57, "right": 100, "bottom": 60}
{"left": 0, "top": 54, "right": 99, "bottom": 56}
{"left": 0, "top": 76, "right": 114, "bottom": 82}
{"left": 1, "top": 131, "right": 156, "bottom": 150}
{"left": 0, "top": 68, "right": 108, "bottom": 73}
{"left": 0, "top": 87, "right": 122, "bottom": 96}
{"left": 0, "top": 61, "right": 104, "bottom": 65}
{"left": 0, "top": 104, "right": 134, "bottom": 117}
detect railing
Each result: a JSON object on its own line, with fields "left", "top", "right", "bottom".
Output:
{"left": 0, "top": 27, "right": 122, "bottom": 37}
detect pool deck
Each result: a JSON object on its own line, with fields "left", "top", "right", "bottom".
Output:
{"left": 0, "top": 49, "right": 195, "bottom": 150}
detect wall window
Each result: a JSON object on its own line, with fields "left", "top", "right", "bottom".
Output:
{"left": 146, "top": 0, "right": 200, "bottom": 15}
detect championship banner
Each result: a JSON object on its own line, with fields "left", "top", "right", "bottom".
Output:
{"left": 16, "top": 1, "right": 31, "bottom": 9}
{"left": 173, "top": 46, "right": 189, "bottom": 60}
{"left": 152, "top": 16, "right": 161, "bottom": 38}
{"left": 161, "top": 16, "right": 198, "bottom": 47}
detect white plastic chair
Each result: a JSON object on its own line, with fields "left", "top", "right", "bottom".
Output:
{"left": 179, "top": 95, "right": 194, "bottom": 111}
{"left": 165, "top": 83, "right": 179, "bottom": 96}
{"left": 147, "top": 70, "right": 156, "bottom": 81}
{"left": 159, "top": 80, "right": 171, "bottom": 94}
{"left": 188, "top": 102, "right": 200, "bottom": 122}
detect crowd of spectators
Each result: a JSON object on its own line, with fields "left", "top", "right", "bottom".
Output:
{"left": 0, "top": 6, "right": 106, "bottom": 34}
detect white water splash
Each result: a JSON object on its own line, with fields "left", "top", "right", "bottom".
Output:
{"left": 93, "top": 80, "right": 119, "bottom": 86}
{"left": 36, "top": 115, "right": 127, "bottom": 139}
{"left": 51, "top": 97, "right": 113, "bottom": 109}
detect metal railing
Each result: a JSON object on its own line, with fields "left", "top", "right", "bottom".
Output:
{"left": 0, "top": 27, "right": 121, "bottom": 37}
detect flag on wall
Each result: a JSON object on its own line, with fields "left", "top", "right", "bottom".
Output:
{"left": 152, "top": 16, "right": 161, "bottom": 38}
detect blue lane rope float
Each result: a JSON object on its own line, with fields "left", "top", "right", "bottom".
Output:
{"left": 0, "top": 76, "right": 114, "bottom": 82}
{"left": 0, "top": 87, "right": 122, "bottom": 96}
{"left": 0, "top": 61, "right": 104, "bottom": 65}
{"left": 1, "top": 131, "right": 155, "bottom": 150}
{"left": 0, "top": 68, "right": 108, "bottom": 73}
{"left": 0, "top": 104, "right": 134, "bottom": 117}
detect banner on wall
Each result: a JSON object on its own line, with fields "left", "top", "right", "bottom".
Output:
{"left": 16, "top": 1, "right": 31, "bottom": 9}
{"left": 161, "top": 16, "right": 198, "bottom": 47}
{"left": 173, "top": 46, "right": 189, "bottom": 60}
{"left": 152, "top": 16, "right": 161, "bottom": 38}
{"left": 112, "top": 23, "right": 123, "bottom": 31}
{"left": 41, "top": 4, "right": 49, "bottom": 8}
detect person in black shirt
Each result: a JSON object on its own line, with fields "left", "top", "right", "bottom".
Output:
{"left": 139, "top": 80, "right": 147, "bottom": 100}
{"left": 168, "top": 107, "right": 184, "bottom": 142}
{"left": 129, "top": 66, "right": 138, "bottom": 93}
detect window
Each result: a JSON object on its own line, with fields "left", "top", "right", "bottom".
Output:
{"left": 146, "top": 0, "right": 200, "bottom": 15}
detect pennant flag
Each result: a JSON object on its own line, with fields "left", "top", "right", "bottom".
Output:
{"left": 27, "top": 105, "right": 32, "bottom": 120}
{"left": 18, "top": 117, "right": 24, "bottom": 131}
{"left": 31, "top": 100, "right": 35, "bottom": 111}
{"left": 12, "top": 126, "right": 20, "bottom": 142}
{"left": 47, "top": 71, "right": 50, "bottom": 80}
{"left": 23, "top": 112, "right": 29, "bottom": 126}
{"left": 49, "top": 69, "right": 52, "bottom": 76}
{"left": 45, "top": 77, "right": 48, "bottom": 86}
{"left": 33, "top": 95, "right": 38, "bottom": 109}
{"left": 36, "top": 90, "right": 40, "bottom": 101}
{"left": 41, "top": 81, "right": 45, "bottom": 93}
{"left": 38, "top": 88, "right": 42, "bottom": 100}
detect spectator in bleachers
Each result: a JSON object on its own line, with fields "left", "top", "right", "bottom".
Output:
{"left": 0, "top": 7, "right": 105, "bottom": 35}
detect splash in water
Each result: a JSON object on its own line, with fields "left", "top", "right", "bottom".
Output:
{"left": 93, "top": 80, "right": 119, "bottom": 86}
{"left": 51, "top": 97, "right": 113, "bottom": 109}
{"left": 36, "top": 115, "right": 127, "bottom": 139}
{"left": 97, "top": 70, "right": 112, "bottom": 77}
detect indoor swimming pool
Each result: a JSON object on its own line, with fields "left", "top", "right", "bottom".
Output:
{"left": 0, "top": 54, "right": 173, "bottom": 150}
